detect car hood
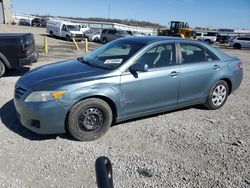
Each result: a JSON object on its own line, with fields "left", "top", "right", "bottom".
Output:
{"left": 19, "top": 59, "right": 112, "bottom": 90}
{"left": 70, "top": 31, "right": 82, "bottom": 35}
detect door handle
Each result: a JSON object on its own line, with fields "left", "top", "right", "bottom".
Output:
{"left": 169, "top": 71, "right": 179, "bottom": 77}
{"left": 213, "top": 65, "right": 220, "bottom": 70}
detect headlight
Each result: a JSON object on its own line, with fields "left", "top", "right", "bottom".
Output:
{"left": 25, "top": 91, "right": 66, "bottom": 102}
{"left": 71, "top": 33, "right": 76, "bottom": 37}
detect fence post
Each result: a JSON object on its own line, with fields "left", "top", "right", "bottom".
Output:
{"left": 85, "top": 38, "right": 89, "bottom": 53}
{"left": 44, "top": 36, "right": 48, "bottom": 54}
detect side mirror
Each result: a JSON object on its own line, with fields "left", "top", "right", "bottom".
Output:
{"left": 95, "top": 156, "right": 114, "bottom": 188}
{"left": 129, "top": 63, "right": 148, "bottom": 72}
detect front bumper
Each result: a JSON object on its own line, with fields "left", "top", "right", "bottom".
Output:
{"left": 14, "top": 98, "right": 68, "bottom": 134}
{"left": 19, "top": 51, "right": 38, "bottom": 66}
{"left": 72, "top": 35, "right": 83, "bottom": 41}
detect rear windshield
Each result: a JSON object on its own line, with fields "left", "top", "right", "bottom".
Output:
{"left": 82, "top": 39, "right": 147, "bottom": 70}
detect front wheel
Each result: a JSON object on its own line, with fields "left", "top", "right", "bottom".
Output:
{"left": 0, "top": 60, "right": 6, "bottom": 78}
{"left": 233, "top": 43, "right": 241, "bottom": 49}
{"left": 204, "top": 80, "right": 229, "bottom": 110}
{"left": 66, "top": 35, "right": 71, "bottom": 41}
{"left": 205, "top": 39, "right": 212, "bottom": 44}
{"left": 67, "top": 98, "right": 113, "bottom": 141}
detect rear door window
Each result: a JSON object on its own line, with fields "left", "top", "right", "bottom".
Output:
{"left": 180, "top": 43, "right": 219, "bottom": 63}
{"left": 107, "top": 30, "right": 116, "bottom": 35}
{"left": 180, "top": 44, "right": 206, "bottom": 63}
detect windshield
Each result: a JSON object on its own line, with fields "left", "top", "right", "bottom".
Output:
{"left": 67, "top": 25, "right": 80, "bottom": 31}
{"left": 82, "top": 39, "right": 147, "bottom": 70}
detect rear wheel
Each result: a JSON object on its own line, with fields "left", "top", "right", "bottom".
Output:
{"left": 204, "top": 80, "right": 229, "bottom": 110}
{"left": 0, "top": 60, "right": 6, "bottom": 78}
{"left": 67, "top": 98, "right": 113, "bottom": 141}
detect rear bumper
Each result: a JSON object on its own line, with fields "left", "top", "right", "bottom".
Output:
{"left": 19, "top": 51, "right": 38, "bottom": 66}
{"left": 231, "top": 69, "right": 243, "bottom": 93}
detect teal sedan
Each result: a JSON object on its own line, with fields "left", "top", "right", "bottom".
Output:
{"left": 14, "top": 37, "right": 243, "bottom": 141}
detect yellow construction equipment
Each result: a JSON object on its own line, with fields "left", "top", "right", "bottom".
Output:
{"left": 158, "top": 21, "right": 196, "bottom": 39}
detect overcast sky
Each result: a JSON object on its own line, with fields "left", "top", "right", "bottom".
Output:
{"left": 12, "top": 0, "right": 250, "bottom": 29}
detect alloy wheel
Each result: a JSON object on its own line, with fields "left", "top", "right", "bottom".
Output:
{"left": 212, "top": 85, "right": 227, "bottom": 106}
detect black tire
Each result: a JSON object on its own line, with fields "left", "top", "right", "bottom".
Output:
{"left": 205, "top": 39, "right": 212, "bottom": 44}
{"left": 204, "top": 80, "right": 229, "bottom": 110}
{"left": 102, "top": 37, "right": 107, "bottom": 44}
{"left": 49, "top": 31, "right": 54, "bottom": 37}
{"left": 0, "top": 60, "right": 6, "bottom": 78}
{"left": 66, "top": 35, "right": 71, "bottom": 41}
{"left": 67, "top": 98, "right": 113, "bottom": 141}
{"left": 233, "top": 43, "right": 241, "bottom": 49}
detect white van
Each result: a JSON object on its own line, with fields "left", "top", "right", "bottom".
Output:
{"left": 46, "top": 20, "right": 83, "bottom": 41}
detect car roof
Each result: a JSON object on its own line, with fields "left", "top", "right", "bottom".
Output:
{"left": 0, "top": 33, "right": 32, "bottom": 38}
{"left": 118, "top": 36, "right": 190, "bottom": 44}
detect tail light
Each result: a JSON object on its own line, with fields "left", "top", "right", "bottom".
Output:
{"left": 238, "top": 62, "right": 243, "bottom": 69}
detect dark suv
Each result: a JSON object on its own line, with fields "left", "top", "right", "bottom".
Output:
{"left": 100, "top": 29, "right": 130, "bottom": 43}
{"left": 0, "top": 33, "right": 38, "bottom": 77}
{"left": 31, "top": 18, "right": 42, "bottom": 27}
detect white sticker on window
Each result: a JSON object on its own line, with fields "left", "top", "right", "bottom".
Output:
{"left": 104, "top": 59, "right": 123, "bottom": 64}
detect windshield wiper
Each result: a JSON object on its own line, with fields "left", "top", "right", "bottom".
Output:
{"left": 77, "top": 57, "right": 94, "bottom": 67}
{"left": 77, "top": 57, "right": 113, "bottom": 70}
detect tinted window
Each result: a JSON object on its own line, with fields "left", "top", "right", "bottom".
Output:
{"left": 101, "top": 29, "right": 107, "bottom": 34}
{"left": 180, "top": 44, "right": 206, "bottom": 63}
{"left": 205, "top": 32, "right": 217, "bottom": 36}
{"left": 62, "top": 25, "right": 67, "bottom": 31}
{"left": 135, "top": 43, "right": 176, "bottom": 69}
{"left": 205, "top": 49, "right": 220, "bottom": 61}
{"left": 107, "top": 30, "right": 116, "bottom": 34}
{"left": 238, "top": 37, "right": 250, "bottom": 41}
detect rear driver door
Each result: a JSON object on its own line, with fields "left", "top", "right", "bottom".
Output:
{"left": 178, "top": 43, "right": 223, "bottom": 104}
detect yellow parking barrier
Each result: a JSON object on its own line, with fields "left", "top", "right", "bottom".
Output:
{"left": 84, "top": 38, "right": 89, "bottom": 53}
{"left": 44, "top": 36, "right": 48, "bottom": 54}
{"left": 72, "top": 38, "right": 80, "bottom": 51}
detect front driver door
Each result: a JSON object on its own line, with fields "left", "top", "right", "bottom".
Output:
{"left": 120, "top": 43, "right": 181, "bottom": 117}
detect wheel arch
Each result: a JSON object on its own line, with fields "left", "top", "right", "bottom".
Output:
{"left": 233, "top": 43, "right": 241, "bottom": 49}
{"left": 0, "top": 53, "right": 12, "bottom": 69}
{"left": 220, "top": 78, "right": 232, "bottom": 95}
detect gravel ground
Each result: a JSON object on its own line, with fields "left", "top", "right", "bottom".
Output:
{"left": 0, "top": 25, "right": 249, "bottom": 188}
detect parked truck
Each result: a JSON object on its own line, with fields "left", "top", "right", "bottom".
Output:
{"left": 0, "top": 33, "right": 38, "bottom": 77}
{"left": 46, "top": 20, "right": 83, "bottom": 41}
{"left": 196, "top": 32, "right": 218, "bottom": 44}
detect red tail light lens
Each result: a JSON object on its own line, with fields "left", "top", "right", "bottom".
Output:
{"left": 238, "top": 62, "right": 243, "bottom": 69}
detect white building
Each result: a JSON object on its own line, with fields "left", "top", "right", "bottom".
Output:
{"left": 69, "top": 19, "right": 157, "bottom": 35}
{"left": 0, "top": 0, "right": 12, "bottom": 24}
{"left": 13, "top": 13, "right": 157, "bottom": 35}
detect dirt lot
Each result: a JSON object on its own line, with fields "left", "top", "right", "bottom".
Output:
{"left": 0, "top": 25, "right": 249, "bottom": 188}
